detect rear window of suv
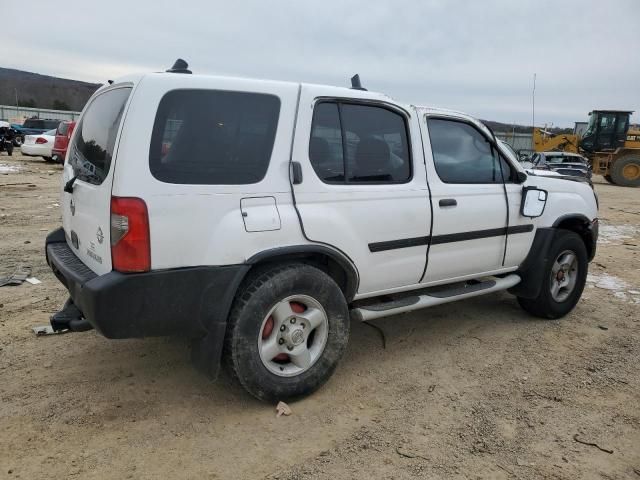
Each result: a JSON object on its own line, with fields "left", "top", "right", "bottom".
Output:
{"left": 68, "top": 87, "right": 132, "bottom": 185}
{"left": 149, "top": 89, "right": 280, "bottom": 185}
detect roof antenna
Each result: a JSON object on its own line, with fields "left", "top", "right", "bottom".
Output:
{"left": 350, "top": 74, "right": 367, "bottom": 91}
{"left": 167, "top": 59, "right": 192, "bottom": 74}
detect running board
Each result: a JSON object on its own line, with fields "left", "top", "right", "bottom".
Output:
{"left": 351, "top": 274, "right": 521, "bottom": 322}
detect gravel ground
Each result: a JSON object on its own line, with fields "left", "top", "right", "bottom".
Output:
{"left": 1, "top": 153, "right": 639, "bottom": 479}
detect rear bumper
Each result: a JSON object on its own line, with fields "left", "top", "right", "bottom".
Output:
{"left": 20, "top": 144, "right": 51, "bottom": 157}
{"left": 45, "top": 227, "right": 249, "bottom": 339}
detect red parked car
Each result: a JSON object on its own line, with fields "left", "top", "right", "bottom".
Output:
{"left": 52, "top": 121, "right": 76, "bottom": 164}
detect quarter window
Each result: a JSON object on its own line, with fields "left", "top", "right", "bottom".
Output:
{"left": 427, "top": 118, "right": 513, "bottom": 184}
{"left": 150, "top": 89, "right": 280, "bottom": 185}
{"left": 309, "top": 102, "right": 411, "bottom": 184}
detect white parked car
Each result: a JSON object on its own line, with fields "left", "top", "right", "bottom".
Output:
{"left": 45, "top": 61, "right": 599, "bottom": 401}
{"left": 20, "top": 129, "right": 57, "bottom": 161}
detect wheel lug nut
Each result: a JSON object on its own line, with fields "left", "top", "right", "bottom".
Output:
{"left": 280, "top": 325, "right": 286, "bottom": 332}
{"left": 287, "top": 346, "right": 293, "bottom": 351}
{"left": 301, "top": 324, "right": 306, "bottom": 329}
{"left": 290, "top": 318, "right": 296, "bottom": 324}
{"left": 278, "top": 338, "right": 284, "bottom": 345}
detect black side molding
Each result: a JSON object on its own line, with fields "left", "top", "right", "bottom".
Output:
{"left": 369, "top": 225, "right": 534, "bottom": 252}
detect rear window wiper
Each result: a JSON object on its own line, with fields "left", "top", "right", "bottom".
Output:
{"left": 64, "top": 176, "right": 78, "bottom": 193}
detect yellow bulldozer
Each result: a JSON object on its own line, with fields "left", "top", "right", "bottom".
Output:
{"left": 533, "top": 110, "right": 640, "bottom": 187}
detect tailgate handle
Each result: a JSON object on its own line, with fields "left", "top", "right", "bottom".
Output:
{"left": 439, "top": 198, "right": 457, "bottom": 207}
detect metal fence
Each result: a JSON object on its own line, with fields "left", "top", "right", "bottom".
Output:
{"left": 0, "top": 105, "right": 81, "bottom": 124}
{"left": 495, "top": 132, "right": 533, "bottom": 152}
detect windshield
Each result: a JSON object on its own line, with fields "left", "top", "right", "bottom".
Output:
{"left": 583, "top": 113, "right": 597, "bottom": 137}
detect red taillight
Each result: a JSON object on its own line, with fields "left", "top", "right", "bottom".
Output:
{"left": 35, "top": 137, "right": 47, "bottom": 144}
{"left": 110, "top": 197, "right": 150, "bottom": 272}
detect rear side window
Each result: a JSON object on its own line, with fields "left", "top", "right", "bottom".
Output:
{"left": 427, "top": 118, "right": 513, "bottom": 184}
{"left": 309, "top": 101, "right": 411, "bottom": 184}
{"left": 149, "top": 90, "right": 281, "bottom": 185}
{"left": 68, "top": 87, "right": 131, "bottom": 185}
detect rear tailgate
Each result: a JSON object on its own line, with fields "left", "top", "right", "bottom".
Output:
{"left": 61, "top": 85, "right": 133, "bottom": 275}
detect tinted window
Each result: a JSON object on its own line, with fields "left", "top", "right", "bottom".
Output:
{"left": 599, "top": 113, "right": 615, "bottom": 133}
{"left": 23, "top": 119, "right": 44, "bottom": 129}
{"left": 309, "top": 103, "right": 345, "bottom": 182}
{"left": 150, "top": 89, "right": 280, "bottom": 185}
{"left": 428, "top": 118, "right": 512, "bottom": 183}
{"left": 309, "top": 102, "right": 411, "bottom": 184}
{"left": 68, "top": 87, "right": 131, "bottom": 185}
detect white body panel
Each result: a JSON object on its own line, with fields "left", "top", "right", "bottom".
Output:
{"left": 291, "top": 85, "right": 430, "bottom": 294}
{"left": 108, "top": 74, "right": 306, "bottom": 270}
{"left": 57, "top": 71, "right": 598, "bottom": 302}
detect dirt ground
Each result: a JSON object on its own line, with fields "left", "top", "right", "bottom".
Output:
{"left": 1, "top": 152, "right": 639, "bottom": 480}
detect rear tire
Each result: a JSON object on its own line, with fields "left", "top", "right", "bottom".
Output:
{"left": 224, "top": 263, "right": 350, "bottom": 401}
{"left": 610, "top": 154, "right": 640, "bottom": 187}
{"left": 603, "top": 174, "right": 614, "bottom": 184}
{"left": 517, "top": 230, "right": 588, "bottom": 319}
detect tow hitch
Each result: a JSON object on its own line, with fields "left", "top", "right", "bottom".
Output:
{"left": 50, "top": 298, "right": 93, "bottom": 332}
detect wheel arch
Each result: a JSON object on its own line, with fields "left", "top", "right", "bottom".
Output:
{"left": 553, "top": 214, "right": 596, "bottom": 261}
{"left": 246, "top": 245, "right": 359, "bottom": 302}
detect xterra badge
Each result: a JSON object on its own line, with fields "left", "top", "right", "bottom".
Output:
{"left": 96, "top": 227, "right": 104, "bottom": 244}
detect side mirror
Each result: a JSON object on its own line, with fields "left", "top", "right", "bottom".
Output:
{"left": 516, "top": 171, "right": 527, "bottom": 183}
{"left": 521, "top": 187, "right": 548, "bottom": 218}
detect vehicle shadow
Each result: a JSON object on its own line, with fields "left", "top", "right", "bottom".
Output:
{"left": 45, "top": 290, "right": 534, "bottom": 411}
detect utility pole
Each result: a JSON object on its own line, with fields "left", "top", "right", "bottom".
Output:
{"left": 15, "top": 88, "right": 19, "bottom": 120}
{"left": 531, "top": 73, "right": 536, "bottom": 149}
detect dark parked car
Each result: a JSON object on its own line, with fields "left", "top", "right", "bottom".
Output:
{"left": 11, "top": 118, "right": 61, "bottom": 146}
{"left": 523, "top": 152, "right": 592, "bottom": 179}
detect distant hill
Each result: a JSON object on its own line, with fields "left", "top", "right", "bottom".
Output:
{"left": 0, "top": 68, "right": 100, "bottom": 112}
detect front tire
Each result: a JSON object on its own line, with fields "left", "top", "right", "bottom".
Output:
{"left": 517, "top": 230, "right": 588, "bottom": 319}
{"left": 224, "top": 263, "right": 350, "bottom": 401}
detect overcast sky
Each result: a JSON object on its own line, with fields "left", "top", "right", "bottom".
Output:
{"left": 4, "top": 0, "right": 639, "bottom": 127}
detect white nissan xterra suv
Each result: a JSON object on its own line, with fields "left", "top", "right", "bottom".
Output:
{"left": 45, "top": 61, "right": 598, "bottom": 401}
